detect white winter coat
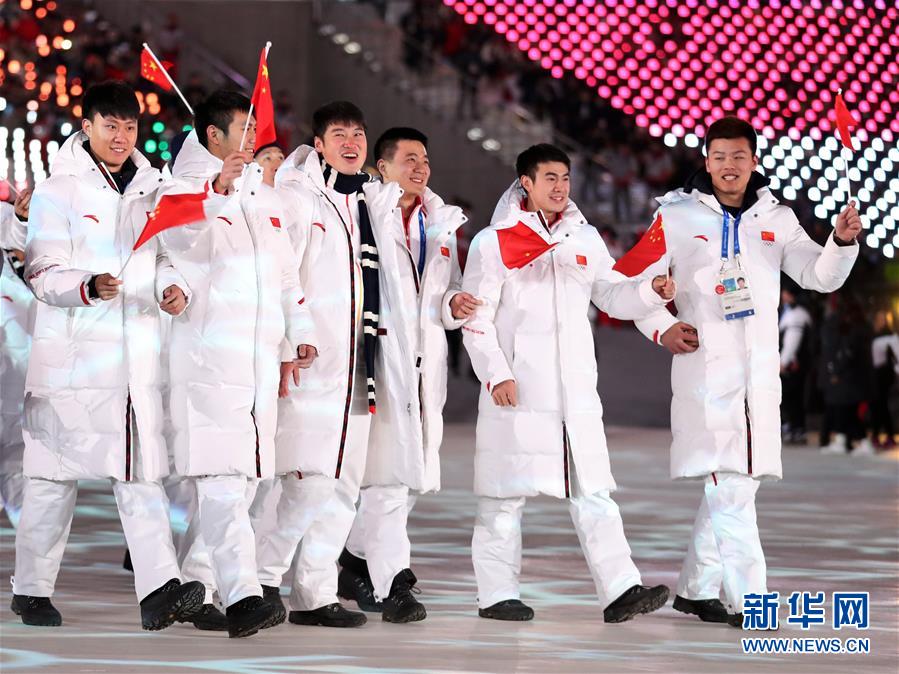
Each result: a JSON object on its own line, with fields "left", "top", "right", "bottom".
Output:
{"left": 22, "top": 132, "right": 182, "bottom": 481}
{"left": 364, "top": 185, "right": 467, "bottom": 493}
{"left": 634, "top": 178, "right": 858, "bottom": 480}
{"left": 1, "top": 208, "right": 33, "bottom": 477}
{"left": 462, "top": 184, "right": 668, "bottom": 498}
{"left": 158, "top": 131, "right": 313, "bottom": 478}
{"left": 273, "top": 146, "right": 391, "bottom": 478}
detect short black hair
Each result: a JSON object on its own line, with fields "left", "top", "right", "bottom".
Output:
{"left": 194, "top": 90, "right": 251, "bottom": 149}
{"left": 704, "top": 116, "right": 758, "bottom": 155}
{"left": 312, "top": 101, "right": 366, "bottom": 139}
{"left": 81, "top": 81, "right": 140, "bottom": 122}
{"left": 515, "top": 143, "right": 571, "bottom": 181}
{"left": 374, "top": 127, "right": 428, "bottom": 162}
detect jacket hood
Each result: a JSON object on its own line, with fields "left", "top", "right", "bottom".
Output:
{"left": 277, "top": 145, "right": 324, "bottom": 192}
{"left": 51, "top": 131, "right": 154, "bottom": 188}
{"left": 171, "top": 129, "right": 222, "bottom": 180}
{"left": 490, "top": 180, "right": 585, "bottom": 229}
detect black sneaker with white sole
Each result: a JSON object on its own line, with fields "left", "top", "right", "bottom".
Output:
{"left": 672, "top": 595, "right": 729, "bottom": 623}
{"left": 11, "top": 595, "right": 62, "bottom": 626}
{"left": 288, "top": 602, "right": 367, "bottom": 628}
{"left": 382, "top": 569, "right": 426, "bottom": 623}
{"left": 140, "top": 579, "right": 205, "bottom": 631}
{"left": 478, "top": 599, "right": 534, "bottom": 621}
{"left": 603, "top": 584, "right": 670, "bottom": 623}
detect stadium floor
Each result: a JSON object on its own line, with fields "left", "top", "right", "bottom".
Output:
{"left": 1, "top": 424, "right": 897, "bottom": 674}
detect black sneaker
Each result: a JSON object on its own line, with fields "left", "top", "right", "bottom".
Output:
{"left": 478, "top": 599, "right": 534, "bottom": 621}
{"left": 178, "top": 603, "right": 228, "bottom": 631}
{"left": 139, "top": 579, "right": 205, "bottom": 631}
{"left": 11, "top": 595, "right": 62, "bottom": 626}
{"left": 226, "top": 595, "right": 280, "bottom": 638}
{"left": 288, "top": 602, "right": 367, "bottom": 628}
{"left": 338, "top": 548, "right": 370, "bottom": 577}
{"left": 672, "top": 595, "right": 729, "bottom": 623}
{"left": 728, "top": 612, "right": 744, "bottom": 628}
{"left": 382, "top": 569, "right": 426, "bottom": 623}
{"left": 261, "top": 585, "right": 287, "bottom": 625}
{"left": 123, "top": 549, "right": 133, "bottom": 572}
{"left": 603, "top": 584, "right": 670, "bottom": 623}
{"left": 337, "top": 567, "right": 383, "bottom": 613}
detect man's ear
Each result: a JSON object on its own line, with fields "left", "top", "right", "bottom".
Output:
{"left": 206, "top": 125, "right": 220, "bottom": 148}
{"left": 376, "top": 158, "right": 387, "bottom": 179}
{"left": 519, "top": 175, "right": 533, "bottom": 194}
{"left": 81, "top": 118, "right": 92, "bottom": 137}
{"left": 313, "top": 136, "right": 324, "bottom": 153}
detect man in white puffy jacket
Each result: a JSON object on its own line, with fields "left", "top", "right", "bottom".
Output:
{"left": 337, "top": 127, "right": 478, "bottom": 622}
{"left": 631, "top": 117, "right": 860, "bottom": 627}
{"left": 255, "top": 101, "right": 384, "bottom": 629}
{"left": 0, "top": 189, "right": 33, "bottom": 528}
{"left": 462, "top": 144, "right": 674, "bottom": 623}
{"left": 14, "top": 81, "right": 204, "bottom": 630}
{"left": 157, "top": 90, "right": 317, "bottom": 638}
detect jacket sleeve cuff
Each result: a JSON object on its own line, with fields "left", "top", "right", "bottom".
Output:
{"left": 635, "top": 310, "right": 679, "bottom": 346}
{"left": 441, "top": 290, "right": 467, "bottom": 330}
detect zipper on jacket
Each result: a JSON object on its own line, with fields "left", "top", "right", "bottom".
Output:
{"left": 251, "top": 407, "right": 261, "bottom": 478}
{"left": 322, "top": 192, "right": 358, "bottom": 480}
{"left": 124, "top": 390, "right": 133, "bottom": 482}
{"left": 745, "top": 398, "right": 753, "bottom": 475}
{"left": 562, "top": 422, "right": 571, "bottom": 498}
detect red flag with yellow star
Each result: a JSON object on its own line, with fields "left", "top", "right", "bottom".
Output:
{"left": 133, "top": 183, "right": 211, "bottom": 251}
{"left": 613, "top": 212, "right": 667, "bottom": 277}
{"left": 250, "top": 46, "right": 276, "bottom": 147}
{"left": 140, "top": 47, "right": 174, "bottom": 92}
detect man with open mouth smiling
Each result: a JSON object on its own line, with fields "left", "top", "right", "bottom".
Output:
{"left": 630, "top": 116, "right": 861, "bottom": 628}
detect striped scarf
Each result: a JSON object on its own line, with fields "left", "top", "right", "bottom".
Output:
{"left": 320, "top": 158, "right": 381, "bottom": 414}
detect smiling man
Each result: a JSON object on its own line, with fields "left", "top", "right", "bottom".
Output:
{"left": 14, "top": 81, "right": 201, "bottom": 631}
{"left": 336, "top": 127, "right": 475, "bottom": 623}
{"left": 461, "top": 143, "right": 674, "bottom": 623}
{"left": 253, "top": 101, "right": 382, "bottom": 629}
{"left": 630, "top": 116, "right": 861, "bottom": 627}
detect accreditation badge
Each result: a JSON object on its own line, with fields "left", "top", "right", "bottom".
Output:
{"left": 715, "top": 268, "right": 755, "bottom": 320}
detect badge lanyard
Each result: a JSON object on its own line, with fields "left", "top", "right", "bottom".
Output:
{"left": 720, "top": 211, "right": 743, "bottom": 271}
{"left": 405, "top": 209, "right": 426, "bottom": 278}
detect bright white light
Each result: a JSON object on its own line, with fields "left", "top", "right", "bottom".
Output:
{"left": 791, "top": 176, "right": 803, "bottom": 190}
{"left": 864, "top": 147, "right": 877, "bottom": 162}
{"left": 12, "top": 128, "right": 25, "bottom": 140}
{"left": 824, "top": 167, "right": 838, "bottom": 182}
{"left": 874, "top": 224, "right": 887, "bottom": 238}
{"left": 800, "top": 137, "right": 814, "bottom": 151}
{"left": 809, "top": 187, "right": 821, "bottom": 201}
{"left": 60, "top": 122, "right": 72, "bottom": 136}
{"left": 809, "top": 156, "right": 823, "bottom": 170}
{"left": 872, "top": 138, "right": 885, "bottom": 152}
{"left": 772, "top": 146, "right": 785, "bottom": 160}
{"left": 815, "top": 205, "right": 829, "bottom": 219}
{"left": 664, "top": 132, "right": 677, "bottom": 147}
{"left": 684, "top": 133, "right": 699, "bottom": 148}
{"left": 776, "top": 166, "right": 790, "bottom": 180}
{"left": 866, "top": 233, "right": 879, "bottom": 247}
{"left": 26, "top": 111, "right": 37, "bottom": 124}
{"left": 482, "top": 139, "right": 501, "bottom": 152}
{"left": 762, "top": 156, "right": 776, "bottom": 169}
{"left": 799, "top": 166, "right": 811, "bottom": 180}
{"left": 783, "top": 186, "right": 797, "bottom": 200}
{"left": 883, "top": 243, "right": 894, "bottom": 258}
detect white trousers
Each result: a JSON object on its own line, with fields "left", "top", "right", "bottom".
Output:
{"left": 0, "top": 460, "right": 25, "bottom": 528}
{"left": 167, "top": 477, "right": 218, "bottom": 605}
{"left": 676, "top": 472, "right": 767, "bottom": 611}
{"left": 195, "top": 475, "right": 260, "bottom": 608}
{"left": 14, "top": 477, "right": 181, "bottom": 601}
{"left": 472, "top": 489, "right": 642, "bottom": 609}
{"left": 277, "top": 413, "right": 370, "bottom": 611}
{"left": 344, "top": 486, "right": 418, "bottom": 600}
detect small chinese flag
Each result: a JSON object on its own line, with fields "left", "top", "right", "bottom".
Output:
{"left": 496, "top": 221, "right": 558, "bottom": 269}
{"left": 133, "top": 183, "right": 210, "bottom": 251}
{"left": 140, "top": 47, "right": 174, "bottom": 92}
{"left": 834, "top": 91, "right": 859, "bottom": 151}
{"left": 613, "top": 212, "right": 667, "bottom": 277}
{"left": 251, "top": 46, "right": 277, "bottom": 148}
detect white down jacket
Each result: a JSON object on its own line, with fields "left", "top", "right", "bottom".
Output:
{"left": 365, "top": 185, "right": 467, "bottom": 493}
{"left": 158, "top": 131, "right": 313, "bottom": 478}
{"left": 1, "top": 208, "right": 33, "bottom": 479}
{"left": 462, "top": 184, "right": 668, "bottom": 498}
{"left": 273, "top": 146, "right": 393, "bottom": 478}
{"left": 22, "top": 132, "right": 183, "bottom": 481}
{"left": 634, "top": 174, "right": 858, "bottom": 480}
